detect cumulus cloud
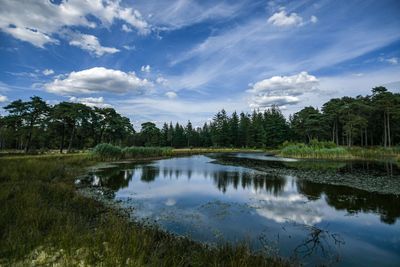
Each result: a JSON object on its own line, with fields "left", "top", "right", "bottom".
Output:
{"left": 69, "top": 96, "right": 111, "bottom": 108}
{"left": 156, "top": 76, "right": 168, "bottom": 86}
{"left": 267, "top": 10, "right": 317, "bottom": 27}
{"left": 250, "top": 95, "right": 299, "bottom": 108}
{"left": 42, "top": 69, "right": 54, "bottom": 76}
{"left": 0, "top": 0, "right": 150, "bottom": 48}
{"left": 249, "top": 71, "right": 319, "bottom": 108}
{"left": 165, "top": 91, "right": 177, "bottom": 99}
{"left": 141, "top": 65, "right": 151, "bottom": 73}
{"left": 69, "top": 33, "right": 119, "bottom": 57}
{"left": 0, "top": 95, "right": 8, "bottom": 102}
{"left": 121, "top": 24, "right": 133, "bottom": 32}
{"left": 267, "top": 10, "right": 303, "bottom": 27}
{"left": 45, "top": 67, "right": 152, "bottom": 95}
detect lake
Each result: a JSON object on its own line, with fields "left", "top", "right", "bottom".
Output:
{"left": 77, "top": 153, "right": 400, "bottom": 266}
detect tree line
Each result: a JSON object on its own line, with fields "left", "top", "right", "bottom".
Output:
{"left": 0, "top": 87, "right": 399, "bottom": 152}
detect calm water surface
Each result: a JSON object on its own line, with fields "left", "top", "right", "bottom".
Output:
{"left": 79, "top": 153, "right": 400, "bottom": 266}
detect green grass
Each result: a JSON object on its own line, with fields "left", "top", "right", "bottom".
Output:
{"left": 172, "top": 147, "right": 262, "bottom": 155}
{"left": 91, "top": 143, "right": 263, "bottom": 161}
{"left": 91, "top": 143, "right": 173, "bottom": 160}
{"left": 0, "top": 153, "right": 287, "bottom": 266}
{"left": 279, "top": 143, "right": 352, "bottom": 159}
{"left": 348, "top": 146, "right": 400, "bottom": 159}
{"left": 278, "top": 141, "right": 400, "bottom": 160}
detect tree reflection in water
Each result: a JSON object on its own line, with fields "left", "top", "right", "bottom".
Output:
{"left": 292, "top": 223, "right": 345, "bottom": 264}
{"left": 297, "top": 180, "right": 400, "bottom": 224}
{"left": 83, "top": 155, "right": 400, "bottom": 226}
{"left": 211, "top": 171, "right": 286, "bottom": 195}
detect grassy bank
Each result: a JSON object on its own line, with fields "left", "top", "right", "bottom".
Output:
{"left": 278, "top": 141, "right": 400, "bottom": 160}
{"left": 0, "top": 154, "right": 286, "bottom": 266}
{"left": 90, "top": 143, "right": 262, "bottom": 161}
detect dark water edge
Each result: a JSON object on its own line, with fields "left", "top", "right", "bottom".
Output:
{"left": 211, "top": 153, "right": 400, "bottom": 195}
{"left": 77, "top": 153, "right": 400, "bottom": 267}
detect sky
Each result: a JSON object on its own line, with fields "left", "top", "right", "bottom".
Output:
{"left": 0, "top": 0, "right": 399, "bottom": 129}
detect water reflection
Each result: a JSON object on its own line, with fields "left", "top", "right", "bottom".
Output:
{"left": 83, "top": 156, "right": 400, "bottom": 225}
{"left": 79, "top": 154, "right": 400, "bottom": 267}
{"left": 297, "top": 181, "right": 400, "bottom": 224}
{"left": 211, "top": 171, "right": 286, "bottom": 195}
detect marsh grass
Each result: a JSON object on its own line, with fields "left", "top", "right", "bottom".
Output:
{"left": 348, "top": 146, "right": 400, "bottom": 159}
{"left": 279, "top": 142, "right": 351, "bottom": 159}
{"left": 173, "top": 147, "right": 262, "bottom": 155}
{"left": 0, "top": 154, "right": 287, "bottom": 266}
{"left": 91, "top": 143, "right": 262, "bottom": 161}
{"left": 91, "top": 143, "right": 173, "bottom": 161}
{"left": 278, "top": 140, "right": 400, "bottom": 160}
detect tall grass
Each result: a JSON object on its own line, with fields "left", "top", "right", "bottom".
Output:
{"left": 279, "top": 140, "right": 400, "bottom": 160}
{"left": 91, "top": 144, "right": 262, "bottom": 161}
{"left": 348, "top": 146, "right": 400, "bottom": 159}
{"left": 279, "top": 140, "right": 352, "bottom": 159}
{"left": 0, "top": 154, "right": 287, "bottom": 266}
{"left": 91, "top": 143, "right": 173, "bottom": 160}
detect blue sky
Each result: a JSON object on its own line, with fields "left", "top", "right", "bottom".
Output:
{"left": 0, "top": 0, "right": 399, "bottom": 129}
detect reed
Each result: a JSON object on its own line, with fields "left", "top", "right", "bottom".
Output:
{"left": 279, "top": 141, "right": 351, "bottom": 159}
{"left": 91, "top": 143, "right": 173, "bottom": 160}
{"left": 279, "top": 140, "right": 400, "bottom": 160}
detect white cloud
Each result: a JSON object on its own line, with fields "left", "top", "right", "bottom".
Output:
{"left": 249, "top": 72, "right": 319, "bottom": 108}
{"left": 0, "top": 0, "right": 150, "bottom": 48}
{"left": 45, "top": 67, "right": 152, "bottom": 95}
{"left": 165, "top": 91, "right": 177, "bottom": 99}
{"left": 42, "top": 69, "right": 54, "bottom": 76}
{"left": 135, "top": 1, "right": 250, "bottom": 31}
{"left": 1, "top": 26, "right": 58, "bottom": 48}
{"left": 69, "top": 33, "right": 119, "bottom": 57}
{"left": 386, "top": 57, "right": 398, "bottom": 65}
{"left": 116, "top": 95, "right": 247, "bottom": 128}
{"left": 378, "top": 56, "right": 399, "bottom": 65}
{"left": 156, "top": 76, "right": 168, "bottom": 86}
{"left": 170, "top": 9, "right": 400, "bottom": 93}
{"left": 250, "top": 95, "right": 299, "bottom": 108}
{"left": 121, "top": 24, "right": 132, "bottom": 32}
{"left": 123, "top": 45, "right": 135, "bottom": 51}
{"left": 310, "top": 15, "right": 318, "bottom": 24}
{"left": 69, "top": 96, "right": 111, "bottom": 108}
{"left": 249, "top": 71, "right": 319, "bottom": 94}
{"left": 267, "top": 10, "right": 304, "bottom": 27}
{"left": 0, "top": 95, "right": 8, "bottom": 102}
{"left": 141, "top": 65, "right": 151, "bottom": 73}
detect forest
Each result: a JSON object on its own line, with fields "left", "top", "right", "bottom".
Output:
{"left": 0, "top": 86, "right": 399, "bottom": 152}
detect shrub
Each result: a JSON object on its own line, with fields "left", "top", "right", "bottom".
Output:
{"left": 91, "top": 143, "right": 122, "bottom": 160}
{"left": 91, "top": 144, "right": 173, "bottom": 160}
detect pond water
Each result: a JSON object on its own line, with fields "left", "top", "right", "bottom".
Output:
{"left": 78, "top": 153, "right": 400, "bottom": 266}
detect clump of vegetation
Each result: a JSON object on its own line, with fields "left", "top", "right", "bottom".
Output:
{"left": 0, "top": 154, "right": 287, "bottom": 266}
{"left": 122, "top": 146, "right": 173, "bottom": 158}
{"left": 278, "top": 140, "right": 400, "bottom": 160}
{"left": 348, "top": 146, "right": 400, "bottom": 159}
{"left": 279, "top": 140, "right": 352, "bottom": 159}
{"left": 91, "top": 143, "right": 173, "bottom": 160}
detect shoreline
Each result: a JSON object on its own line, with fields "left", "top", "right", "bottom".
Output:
{"left": 0, "top": 152, "right": 288, "bottom": 267}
